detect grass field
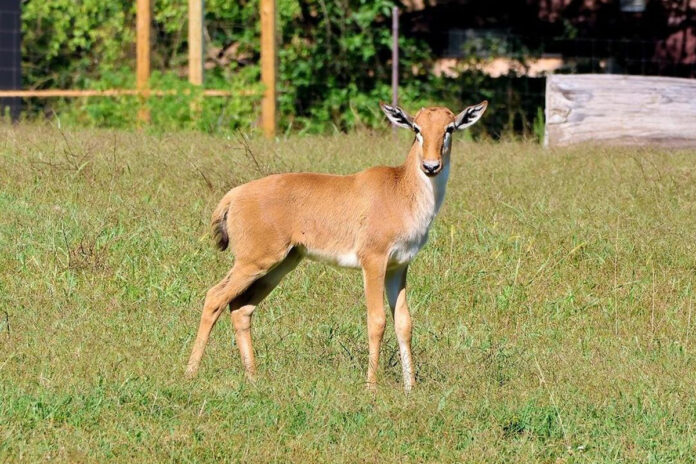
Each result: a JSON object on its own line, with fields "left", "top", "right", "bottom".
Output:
{"left": 1, "top": 123, "right": 695, "bottom": 462}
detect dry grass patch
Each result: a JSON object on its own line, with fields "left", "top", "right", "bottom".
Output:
{"left": 1, "top": 123, "right": 695, "bottom": 462}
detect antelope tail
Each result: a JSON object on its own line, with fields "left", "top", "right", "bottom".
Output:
{"left": 211, "top": 193, "right": 233, "bottom": 251}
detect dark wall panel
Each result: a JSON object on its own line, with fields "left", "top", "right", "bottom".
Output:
{"left": 0, "top": 0, "right": 20, "bottom": 120}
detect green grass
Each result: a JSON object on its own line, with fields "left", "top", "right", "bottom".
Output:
{"left": 1, "top": 123, "right": 695, "bottom": 462}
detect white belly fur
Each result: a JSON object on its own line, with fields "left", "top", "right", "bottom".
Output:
{"left": 300, "top": 246, "right": 361, "bottom": 269}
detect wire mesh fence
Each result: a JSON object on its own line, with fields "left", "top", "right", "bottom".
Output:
{"left": 443, "top": 30, "right": 696, "bottom": 78}
{"left": 435, "top": 30, "right": 696, "bottom": 137}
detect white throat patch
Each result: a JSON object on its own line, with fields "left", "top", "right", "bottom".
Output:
{"left": 389, "top": 157, "right": 451, "bottom": 266}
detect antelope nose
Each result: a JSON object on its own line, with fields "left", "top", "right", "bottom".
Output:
{"left": 422, "top": 161, "right": 441, "bottom": 175}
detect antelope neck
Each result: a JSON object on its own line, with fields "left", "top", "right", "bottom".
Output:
{"left": 402, "top": 140, "right": 450, "bottom": 211}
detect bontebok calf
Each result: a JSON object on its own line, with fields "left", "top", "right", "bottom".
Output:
{"left": 186, "top": 101, "right": 488, "bottom": 391}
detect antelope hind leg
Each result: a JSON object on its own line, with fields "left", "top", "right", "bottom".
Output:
{"left": 186, "top": 262, "right": 272, "bottom": 378}
{"left": 229, "top": 249, "right": 303, "bottom": 380}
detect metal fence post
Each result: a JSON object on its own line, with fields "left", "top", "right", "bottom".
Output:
{"left": 392, "top": 7, "right": 399, "bottom": 133}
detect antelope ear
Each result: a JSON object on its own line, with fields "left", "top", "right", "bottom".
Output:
{"left": 380, "top": 102, "right": 414, "bottom": 130}
{"left": 454, "top": 100, "right": 488, "bottom": 130}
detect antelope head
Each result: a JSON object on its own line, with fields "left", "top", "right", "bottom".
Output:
{"left": 380, "top": 101, "right": 488, "bottom": 177}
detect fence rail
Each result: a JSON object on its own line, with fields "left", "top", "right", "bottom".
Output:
{"left": 0, "top": 89, "right": 258, "bottom": 98}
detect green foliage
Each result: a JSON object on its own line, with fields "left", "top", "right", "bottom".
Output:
{"left": 275, "top": 0, "right": 431, "bottom": 132}
{"left": 22, "top": 0, "right": 133, "bottom": 88}
{"left": 533, "top": 106, "right": 545, "bottom": 143}
{"left": 50, "top": 67, "right": 262, "bottom": 132}
{"left": 20, "top": 0, "right": 541, "bottom": 136}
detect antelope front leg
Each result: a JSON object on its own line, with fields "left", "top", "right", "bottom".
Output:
{"left": 362, "top": 256, "right": 387, "bottom": 390}
{"left": 386, "top": 265, "right": 415, "bottom": 392}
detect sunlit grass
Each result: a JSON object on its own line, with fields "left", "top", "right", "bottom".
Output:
{"left": 1, "top": 123, "right": 695, "bottom": 462}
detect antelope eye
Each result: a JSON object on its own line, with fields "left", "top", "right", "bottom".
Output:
{"left": 445, "top": 125, "right": 454, "bottom": 134}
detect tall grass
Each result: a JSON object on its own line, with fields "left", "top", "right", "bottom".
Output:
{"left": 1, "top": 123, "right": 695, "bottom": 462}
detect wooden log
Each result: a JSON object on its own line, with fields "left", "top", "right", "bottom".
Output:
{"left": 545, "top": 74, "right": 696, "bottom": 148}
{"left": 260, "top": 0, "right": 277, "bottom": 138}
